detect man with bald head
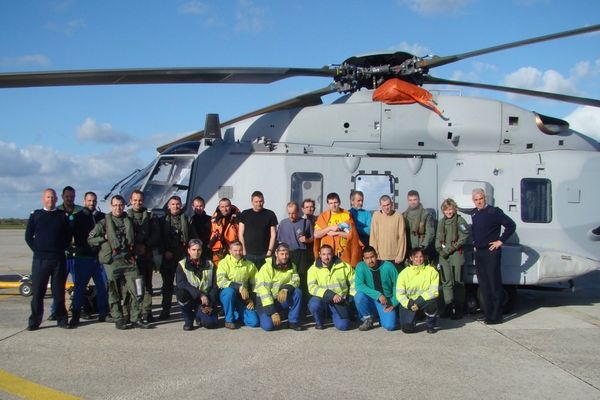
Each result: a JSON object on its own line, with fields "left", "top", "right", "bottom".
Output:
{"left": 25, "top": 188, "right": 71, "bottom": 330}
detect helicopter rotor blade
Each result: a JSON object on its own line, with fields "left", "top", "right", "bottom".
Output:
{"left": 0, "top": 67, "right": 335, "bottom": 89}
{"left": 156, "top": 84, "right": 337, "bottom": 152}
{"left": 424, "top": 76, "right": 600, "bottom": 107}
{"left": 420, "top": 24, "right": 600, "bottom": 70}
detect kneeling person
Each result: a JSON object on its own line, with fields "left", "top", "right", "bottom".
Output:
{"left": 396, "top": 248, "right": 439, "bottom": 334}
{"left": 216, "top": 241, "right": 259, "bottom": 329}
{"left": 176, "top": 239, "right": 218, "bottom": 331}
{"left": 255, "top": 243, "right": 304, "bottom": 331}
{"left": 307, "top": 245, "right": 355, "bottom": 331}
{"left": 355, "top": 246, "right": 398, "bottom": 331}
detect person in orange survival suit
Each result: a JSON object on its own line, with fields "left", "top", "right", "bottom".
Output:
{"left": 208, "top": 198, "right": 241, "bottom": 267}
{"left": 313, "top": 192, "right": 362, "bottom": 267}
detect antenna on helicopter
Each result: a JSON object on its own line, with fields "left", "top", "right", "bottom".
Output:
{"left": 204, "top": 113, "right": 222, "bottom": 141}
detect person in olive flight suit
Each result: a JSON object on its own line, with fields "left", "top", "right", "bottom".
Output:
{"left": 158, "top": 195, "right": 191, "bottom": 320}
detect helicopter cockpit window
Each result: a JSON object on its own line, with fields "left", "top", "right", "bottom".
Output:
{"left": 354, "top": 174, "right": 395, "bottom": 211}
{"left": 291, "top": 172, "right": 323, "bottom": 216}
{"left": 521, "top": 178, "right": 552, "bottom": 223}
{"left": 142, "top": 156, "right": 194, "bottom": 210}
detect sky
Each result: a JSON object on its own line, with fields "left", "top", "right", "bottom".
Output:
{"left": 0, "top": 0, "right": 599, "bottom": 217}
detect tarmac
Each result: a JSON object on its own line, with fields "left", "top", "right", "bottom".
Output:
{"left": 1, "top": 229, "right": 599, "bottom": 400}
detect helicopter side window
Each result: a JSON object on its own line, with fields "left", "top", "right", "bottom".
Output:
{"left": 521, "top": 178, "right": 552, "bottom": 223}
{"left": 354, "top": 174, "right": 395, "bottom": 211}
{"left": 291, "top": 172, "right": 323, "bottom": 216}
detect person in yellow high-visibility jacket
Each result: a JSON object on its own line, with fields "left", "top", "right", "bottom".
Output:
{"left": 255, "top": 243, "right": 304, "bottom": 331}
{"left": 396, "top": 248, "right": 439, "bottom": 334}
{"left": 216, "top": 241, "right": 259, "bottom": 329}
{"left": 307, "top": 244, "right": 355, "bottom": 330}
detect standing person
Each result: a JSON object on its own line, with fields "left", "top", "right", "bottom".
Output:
{"left": 25, "top": 188, "right": 71, "bottom": 330}
{"left": 354, "top": 246, "right": 399, "bottom": 331}
{"left": 435, "top": 198, "right": 469, "bottom": 319}
{"left": 68, "top": 191, "right": 109, "bottom": 328}
{"left": 88, "top": 195, "right": 149, "bottom": 330}
{"left": 216, "top": 241, "right": 259, "bottom": 329}
{"left": 307, "top": 245, "right": 355, "bottom": 331}
{"left": 349, "top": 190, "right": 371, "bottom": 248}
{"left": 302, "top": 198, "right": 317, "bottom": 266}
{"left": 277, "top": 201, "right": 312, "bottom": 302}
{"left": 396, "top": 248, "right": 440, "bottom": 334}
{"left": 370, "top": 195, "right": 407, "bottom": 270}
{"left": 403, "top": 190, "right": 435, "bottom": 257}
{"left": 238, "top": 191, "right": 278, "bottom": 269}
{"left": 48, "top": 185, "right": 83, "bottom": 321}
{"left": 313, "top": 192, "right": 361, "bottom": 267}
{"left": 208, "top": 198, "right": 241, "bottom": 267}
{"left": 470, "top": 188, "right": 516, "bottom": 325}
{"left": 189, "top": 196, "right": 212, "bottom": 260}
{"left": 158, "top": 195, "right": 190, "bottom": 320}
{"left": 127, "top": 190, "right": 159, "bottom": 323}
{"left": 176, "top": 239, "right": 218, "bottom": 331}
{"left": 254, "top": 244, "right": 304, "bottom": 331}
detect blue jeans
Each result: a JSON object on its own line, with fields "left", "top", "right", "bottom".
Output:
{"left": 178, "top": 297, "right": 218, "bottom": 328}
{"left": 71, "top": 258, "right": 109, "bottom": 317}
{"left": 308, "top": 296, "right": 351, "bottom": 331}
{"left": 219, "top": 287, "right": 259, "bottom": 327}
{"left": 354, "top": 291, "right": 398, "bottom": 331}
{"left": 258, "top": 287, "right": 302, "bottom": 331}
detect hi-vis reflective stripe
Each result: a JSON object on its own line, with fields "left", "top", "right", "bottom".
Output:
{"left": 423, "top": 284, "right": 438, "bottom": 300}
{"left": 0, "top": 368, "right": 81, "bottom": 400}
{"left": 258, "top": 293, "right": 272, "bottom": 301}
{"left": 254, "top": 282, "right": 270, "bottom": 290}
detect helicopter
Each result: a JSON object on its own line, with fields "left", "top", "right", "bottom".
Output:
{"left": 1, "top": 24, "right": 599, "bottom": 310}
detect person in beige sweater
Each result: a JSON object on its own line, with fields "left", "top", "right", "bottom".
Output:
{"left": 370, "top": 195, "right": 407, "bottom": 270}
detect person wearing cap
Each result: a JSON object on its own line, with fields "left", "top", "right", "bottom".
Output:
{"left": 216, "top": 240, "right": 259, "bottom": 329}
{"left": 254, "top": 243, "right": 304, "bottom": 331}
{"left": 175, "top": 239, "right": 218, "bottom": 331}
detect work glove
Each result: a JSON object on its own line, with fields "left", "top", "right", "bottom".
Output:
{"left": 277, "top": 289, "right": 288, "bottom": 304}
{"left": 271, "top": 312, "right": 281, "bottom": 327}
{"left": 239, "top": 287, "right": 249, "bottom": 300}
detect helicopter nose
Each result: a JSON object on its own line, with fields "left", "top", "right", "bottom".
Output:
{"left": 588, "top": 225, "right": 600, "bottom": 241}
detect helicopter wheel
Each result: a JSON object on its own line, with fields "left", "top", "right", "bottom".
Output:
{"left": 476, "top": 285, "right": 517, "bottom": 315}
{"left": 19, "top": 281, "right": 33, "bottom": 297}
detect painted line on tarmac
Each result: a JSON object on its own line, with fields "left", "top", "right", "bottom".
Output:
{"left": 0, "top": 369, "right": 81, "bottom": 400}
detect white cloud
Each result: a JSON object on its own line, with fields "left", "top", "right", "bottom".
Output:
{"left": 398, "top": 0, "right": 473, "bottom": 15}
{"left": 502, "top": 59, "right": 600, "bottom": 99}
{"left": 0, "top": 141, "right": 149, "bottom": 216}
{"left": 0, "top": 55, "right": 51, "bottom": 68}
{"left": 45, "top": 18, "right": 85, "bottom": 36}
{"left": 76, "top": 117, "right": 131, "bottom": 143}
{"left": 179, "top": 1, "right": 209, "bottom": 15}
{"left": 564, "top": 106, "right": 600, "bottom": 142}
{"left": 235, "top": 0, "right": 268, "bottom": 33}
{"left": 388, "top": 42, "right": 431, "bottom": 57}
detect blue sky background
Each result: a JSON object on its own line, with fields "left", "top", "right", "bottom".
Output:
{"left": 1, "top": 0, "right": 599, "bottom": 217}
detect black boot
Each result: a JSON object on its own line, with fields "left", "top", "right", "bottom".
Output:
{"left": 68, "top": 312, "right": 80, "bottom": 329}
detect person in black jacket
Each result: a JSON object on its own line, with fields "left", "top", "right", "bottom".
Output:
{"left": 25, "top": 188, "right": 71, "bottom": 330}
{"left": 68, "top": 192, "right": 110, "bottom": 328}
{"left": 470, "top": 188, "right": 516, "bottom": 325}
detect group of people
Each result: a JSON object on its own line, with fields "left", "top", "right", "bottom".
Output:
{"left": 25, "top": 185, "right": 515, "bottom": 333}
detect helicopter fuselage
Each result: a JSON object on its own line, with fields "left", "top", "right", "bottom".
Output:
{"left": 115, "top": 90, "right": 600, "bottom": 287}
